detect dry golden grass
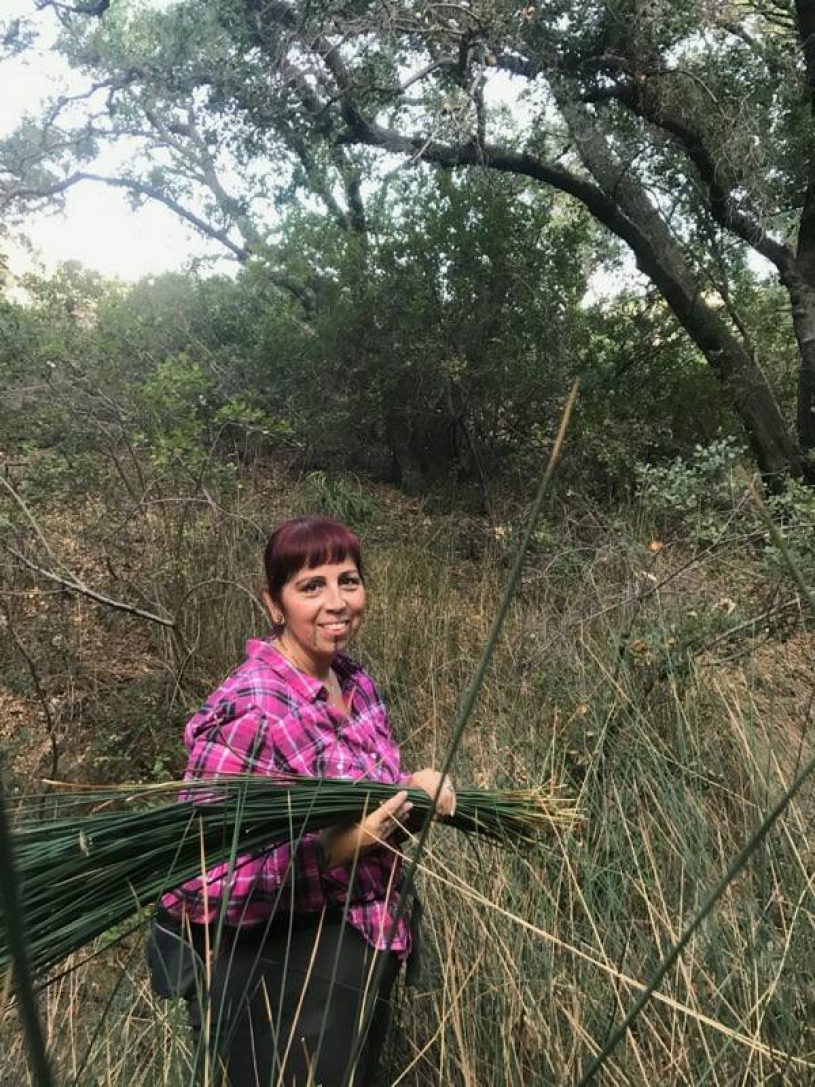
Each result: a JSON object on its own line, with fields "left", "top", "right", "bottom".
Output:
{"left": 1, "top": 473, "right": 813, "bottom": 1085}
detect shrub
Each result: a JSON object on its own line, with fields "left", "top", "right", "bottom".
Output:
{"left": 295, "top": 471, "right": 377, "bottom": 528}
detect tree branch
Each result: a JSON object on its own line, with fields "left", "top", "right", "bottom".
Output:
{"left": 582, "top": 79, "right": 798, "bottom": 277}
{"left": 141, "top": 100, "right": 266, "bottom": 250}
{"left": 795, "top": 0, "right": 815, "bottom": 109}
{"left": 339, "top": 110, "right": 639, "bottom": 239}
{"left": 274, "top": 55, "right": 369, "bottom": 234}
{"left": 794, "top": 0, "right": 815, "bottom": 277}
{"left": 0, "top": 168, "right": 248, "bottom": 255}
{"left": 6, "top": 546, "right": 176, "bottom": 628}
{"left": 447, "top": 42, "right": 795, "bottom": 278}
{"left": 1, "top": 168, "right": 315, "bottom": 311}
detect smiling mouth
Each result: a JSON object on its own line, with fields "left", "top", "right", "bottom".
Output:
{"left": 320, "top": 620, "right": 350, "bottom": 635}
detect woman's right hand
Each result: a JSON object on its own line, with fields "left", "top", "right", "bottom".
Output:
{"left": 321, "top": 791, "right": 413, "bottom": 869}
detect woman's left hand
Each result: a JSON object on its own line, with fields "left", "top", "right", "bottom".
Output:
{"left": 407, "top": 768, "right": 457, "bottom": 818}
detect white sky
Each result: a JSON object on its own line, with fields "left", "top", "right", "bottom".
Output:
{"left": 0, "top": 0, "right": 647, "bottom": 295}
{"left": 1, "top": 0, "right": 220, "bottom": 282}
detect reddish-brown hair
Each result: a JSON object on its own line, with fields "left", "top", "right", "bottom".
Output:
{"left": 264, "top": 516, "right": 363, "bottom": 603}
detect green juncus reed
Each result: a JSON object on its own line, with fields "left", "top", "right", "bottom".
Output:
{"left": 574, "top": 478, "right": 815, "bottom": 1085}
{"left": 0, "top": 774, "right": 578, "bottom": 984}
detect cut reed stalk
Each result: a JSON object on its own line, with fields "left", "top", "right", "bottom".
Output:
{"left": 340, "top": 380, "right": 580, "bottom": 1086}
{"left": 0, "top": 774, "right": 577, "bottom": 984}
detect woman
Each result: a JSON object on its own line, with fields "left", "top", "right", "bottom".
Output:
{"left": 148, "top": 515, "right": 455, "bottom": 1087}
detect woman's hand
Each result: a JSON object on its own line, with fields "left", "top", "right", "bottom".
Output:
{"left": 407, "top": 768, "right": 457, "bottom": 818}
{"left": 321, "top": 791, "right": 413, "bottom": 869}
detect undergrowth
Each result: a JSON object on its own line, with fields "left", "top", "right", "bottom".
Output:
{"left": 0, "top": 466, "right": 813, "bottom": 1085}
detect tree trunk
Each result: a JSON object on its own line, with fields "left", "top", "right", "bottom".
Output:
{"left": 382, "top": 398, "right": 425, "bottom": 494}
{"left": 554, "top": 90, "right": 810, "bottom": 483}
{"left": 788, "top": 283, "right": 815, "bottom": 453}
{"left": 636, "top": 250, "right": 808, "bottom": 482}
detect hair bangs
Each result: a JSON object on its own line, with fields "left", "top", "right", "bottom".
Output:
{"left": 264, "top": 516, "right": 363, "bottom": 601}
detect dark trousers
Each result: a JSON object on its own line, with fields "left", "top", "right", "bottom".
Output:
{"left": 148, "top": 909, "right": 398, "bottom": 1087}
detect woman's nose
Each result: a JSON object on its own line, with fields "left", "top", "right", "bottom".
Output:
{"left": 325, "top": 584, "right": 345, "bottom": 610}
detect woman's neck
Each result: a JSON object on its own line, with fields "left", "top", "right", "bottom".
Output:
{"left": 275, "top": 633, "right": 333, "bottom": 683}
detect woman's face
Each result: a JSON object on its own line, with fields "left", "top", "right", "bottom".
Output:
{"left": 265, "top": 558, "right": 366, "bottom": 665}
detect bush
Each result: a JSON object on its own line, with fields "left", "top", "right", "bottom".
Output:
{"left": 635, "top": 437, "right": 746, "bottom": 542}
{"left": 294, "top": 471, "right": 377, "bottom": 528}
{"left": 636, "top": 439, "right": 815, "bottom": 591}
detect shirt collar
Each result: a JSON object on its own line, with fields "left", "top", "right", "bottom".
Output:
{"left": 245, "top": 637, "right": 363, "bottom": 702}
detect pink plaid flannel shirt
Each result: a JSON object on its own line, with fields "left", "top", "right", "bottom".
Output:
{"left": 161, "top": 638, "right": 412, "bottom": 954}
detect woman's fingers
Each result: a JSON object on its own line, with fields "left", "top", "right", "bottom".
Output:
{"left": 381, "top": 789, "right": 409, "bottom": 815}
{"left": 441, "top": 774, "right": 457, "bottom": 818}
{"left": 371, "top": 791, "right": 412, "bottom": 840}
{"left": 365, "top": 777, "right": 459, "bottom": 846}
{"left": 326, "top": 790, "right": 416, "bottom": 864}
{"left": 408, "top": 768, "right": 457, "bottom": 818}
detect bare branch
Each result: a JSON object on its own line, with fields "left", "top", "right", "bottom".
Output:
{"left": 0, "top": 476, "right": 58, "bottom": 562}
{"left": 1, "top": 168, "right": 315, "bottom": 311}
{"left": 393, "top": 59, "right": 457, "bottom": 95}
{"left": 6, "top": 546, "right": 176, "bottom": 628}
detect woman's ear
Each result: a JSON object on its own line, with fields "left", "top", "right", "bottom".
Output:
{"left": 262, "top": 589, "right": 284, "bottom": 628}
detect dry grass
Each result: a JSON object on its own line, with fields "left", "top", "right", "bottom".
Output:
{"left": 1, "top": 474, "right": 813, "bottom": 1085}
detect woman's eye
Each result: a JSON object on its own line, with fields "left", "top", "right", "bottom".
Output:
{"left": 341, "top": 577, "right": 360, "bottom": 587}
{"left": 302, "top": 581, "right": 321, "bottom": 593}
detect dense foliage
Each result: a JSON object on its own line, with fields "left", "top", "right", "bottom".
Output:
{"left": 4, "top": 0, "right": 815, "bottom": 483}
{"left": 1, "top": 173, "right": 739, "bottom": 501}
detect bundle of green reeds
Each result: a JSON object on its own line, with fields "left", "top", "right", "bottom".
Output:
{"left": 1, "top": 774, "right": 576, "bottom": 981}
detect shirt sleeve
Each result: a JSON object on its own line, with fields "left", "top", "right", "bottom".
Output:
{"left": 254, "top": 825, "right": 330, "bottom": 912}
{"left": 184, "top": 702, "right": 336, "bottom": 910}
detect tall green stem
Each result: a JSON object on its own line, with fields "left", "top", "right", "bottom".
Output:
{"left": 576, "top": 479, "right": 815, "bottom": 1084}
{"left": 0, "top": 779, "right": 55, "bottom": 1087}
{"left": 341, "top": 382, "right": 580, "bottom": 1087}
